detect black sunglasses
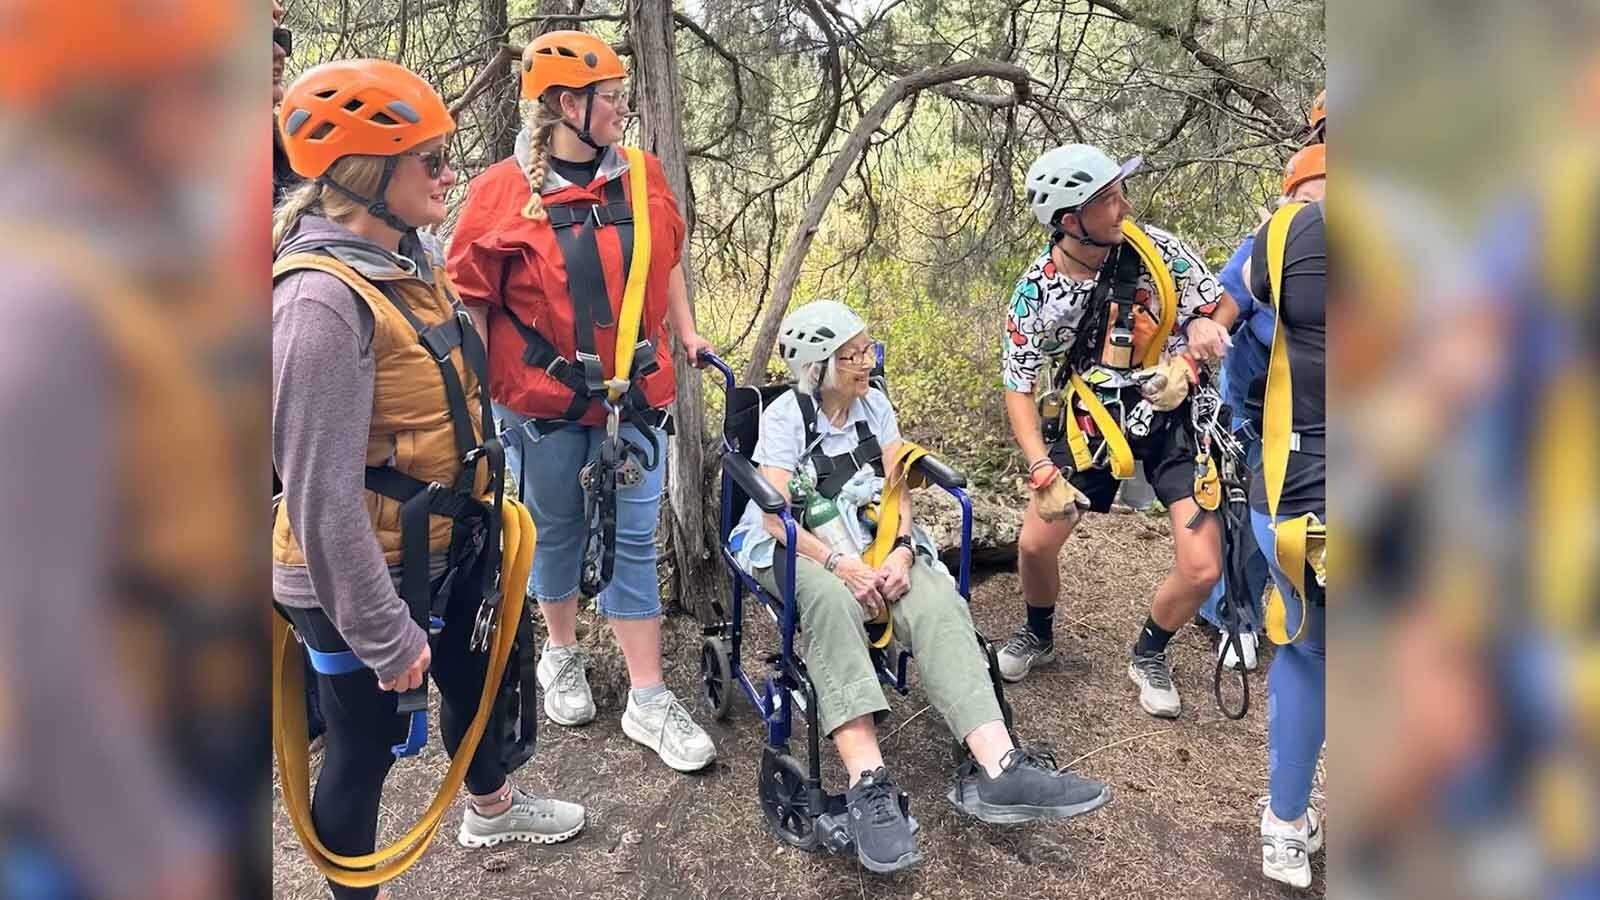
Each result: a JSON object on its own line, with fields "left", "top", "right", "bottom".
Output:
{"left": 273, "top": 26, "right": 293, "bottom": 56}
{"left": 402, "top": 146, "right": 451, "bottom": 179}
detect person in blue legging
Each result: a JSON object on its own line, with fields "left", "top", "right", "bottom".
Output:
{"left": 1244, "top": 198, "right": 1326, "bottom": 890}
{"left": 1200, "top": 144, "right": 1325, "bottom": 671}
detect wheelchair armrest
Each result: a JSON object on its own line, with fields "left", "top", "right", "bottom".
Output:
{"left": 721, "top": 449, "right": 787, "bottom": 513}
{"left": 912, "top": 453, "right": 967, "bottom": 490}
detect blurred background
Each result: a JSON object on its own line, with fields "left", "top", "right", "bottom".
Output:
{"left": 0, "top": 0, "right": 1594, "bottom": 897}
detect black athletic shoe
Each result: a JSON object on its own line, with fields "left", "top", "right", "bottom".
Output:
{"left": 845, "top": 768, "right": 921, "bottom": 874}
{"left": 948, "top": 748, "right": 1112, "bottom": 824}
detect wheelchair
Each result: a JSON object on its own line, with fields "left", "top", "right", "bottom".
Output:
{"left": 695, "top": 350, "right": 1016, "bottom": 857}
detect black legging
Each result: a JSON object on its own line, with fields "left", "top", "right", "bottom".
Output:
{"left": 284, "top": 590, "right": 506, "bottom": 900}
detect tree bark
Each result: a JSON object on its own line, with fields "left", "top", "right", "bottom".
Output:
{"left": 627, "top": 0, "right": 720, "bottom": 620}
{"left": 479, "top": 0, "right": 519, "bottom": 161}
{"left": 742, "top": 60, "right": 1031, "bottom": 384}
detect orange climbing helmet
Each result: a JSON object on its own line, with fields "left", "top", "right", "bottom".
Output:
{"left": 278, "top": 59, "right": 454, "bottom": 179}
{"left": 1282, "top": 143, "right": 1326, "bottom": 196}
{"left": 520, "top": 30, "right": 625, "bottom": 100}
{"left": 0, "top": 0, "right": 237, "bottom": 108}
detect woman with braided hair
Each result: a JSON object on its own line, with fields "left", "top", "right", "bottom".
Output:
{"left": 448, "top": 30, "right": 717, "bottom": 773}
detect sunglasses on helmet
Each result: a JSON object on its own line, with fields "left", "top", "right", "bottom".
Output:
{"left": 273, "top": 26, "right": 293, "bottom": 56}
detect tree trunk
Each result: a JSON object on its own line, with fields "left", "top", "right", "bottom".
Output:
{"left": 479, "top": 0, "right": 519, "bottom": 161}
{"left": 627, "top": 0, "right": 720, "bottom": 621}
{"left": 741, "top": 60, "right": 1031, "bottom": 385}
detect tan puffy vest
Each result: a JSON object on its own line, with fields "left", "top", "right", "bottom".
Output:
{"left": 272, "top": 253, "right": 487, "bottom": 568}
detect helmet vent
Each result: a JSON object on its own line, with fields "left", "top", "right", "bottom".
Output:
{"left": 343, "top": 97, "right": 365, "bottom": 113}
{"left": 283, "top": 108, "right": 311, "bottom": 136}
{"left": 1047, "top": 176, "right": 1060, "bottom": 185}
{"left": 314, "top": 89, "right": 338, "bottom": 100}
{"left": 308, "top": 121, "right": 336, "bottom": 141}
{"left": 555, "top": 46, "right": 579, "bottom": 59}
{"left": 369, "top": 111, "right": 398, "bottom": 126}
{"left": 385, "top": 100, "right": 421, "bottom": 123}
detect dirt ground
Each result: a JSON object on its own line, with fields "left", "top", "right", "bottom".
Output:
{"left": 274, "top": 508, "right": 1325, "bottom": 899}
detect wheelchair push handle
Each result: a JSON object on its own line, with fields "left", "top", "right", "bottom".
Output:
{"left": 699, "top": 351, "right": 736, "bottom": 394}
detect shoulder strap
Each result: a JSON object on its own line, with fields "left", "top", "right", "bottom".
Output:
{"left": 1260, "top": 201, "right": 1307, "bottom": 523}
{"left": 1119, "top": 221, "right": 1179, "bottom": 367}
{"left": 608, "top": 145, "right": 654, "bottom": 402}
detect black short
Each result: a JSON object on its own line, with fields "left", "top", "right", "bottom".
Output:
{"left": 1048, "top": 388, "right": 1199, "bottom": 514}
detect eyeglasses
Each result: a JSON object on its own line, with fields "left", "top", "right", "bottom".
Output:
{"left": 402, "top": 146, "right": 450, "bottom": 179}
{"left": 836, "top": 342, "right": 878, "bottom": 368}
{"left": 273, "top": 26, "right": 293, "bottom": 56}
{"left": 591, "top": 87, "right": 629, "bottom": 109}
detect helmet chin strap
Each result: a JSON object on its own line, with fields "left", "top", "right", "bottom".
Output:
{"left": 1054, "top": 212, "right": 1119, "bottom": 249}
{"left": 558, "top": 88, "right": 607, "bottom": 152}
{"left": 320, "top": 156, "right": 417, "bottom": 234}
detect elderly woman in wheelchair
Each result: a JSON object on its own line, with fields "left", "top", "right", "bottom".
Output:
{"left": 722, "top": 301, "right": 1111, "bottom": 873}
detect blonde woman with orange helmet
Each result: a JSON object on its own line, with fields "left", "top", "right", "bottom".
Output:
{"left": 273, "top": 59, "right": 584, "bottom": 900}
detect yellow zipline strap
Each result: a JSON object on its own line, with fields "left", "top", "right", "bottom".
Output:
{"left": 273, "top": 498, "right": 537, "bottom": 888}
{"left": 606, "top": 145, "right": 653, "bottom": 403}
{"left": 1259, "top": 202, "right": 1324, "bottom": 645}
{"left": 1056, "top": 220, "right": 1177, "bottom": 481}
{"left": 859, "top": 441, "right": 933, "bottom": 649}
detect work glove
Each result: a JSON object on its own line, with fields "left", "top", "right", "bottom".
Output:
{"left": 1132, "top": 355, "right": 1199, "bottom": 412}
{"left": 1029, "top": 463, "right": 1090, "bottom": 523}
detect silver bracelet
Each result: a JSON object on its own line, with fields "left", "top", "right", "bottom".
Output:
{"left": 823, "top": 551, "right": 842, "bottom": 573}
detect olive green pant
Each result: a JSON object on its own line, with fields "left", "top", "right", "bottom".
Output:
{"left": 756, "top": 555, "right": 1003, "bottom": 739}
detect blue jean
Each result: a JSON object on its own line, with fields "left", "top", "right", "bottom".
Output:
{"left": 1200, "top": 437, "right": 1266, "bottom": 633}
{"left": 498, "top": 403, "right": 665, "bottom": 620}
{"left": 1252, "top": 508, "right": 1326, "bottom": 822}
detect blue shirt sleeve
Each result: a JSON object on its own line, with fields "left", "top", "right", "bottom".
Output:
{"left": 1219, "top": 234, "right": 1256, "bottom": 325}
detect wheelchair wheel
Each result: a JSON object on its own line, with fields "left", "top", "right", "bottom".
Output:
{"left": 700, "top": 636, "right": 735, "bottom": 720}
{"left": 758, "top": 747, "right": 821, "bottom": 851}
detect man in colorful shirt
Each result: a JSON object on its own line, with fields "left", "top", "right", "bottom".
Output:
{"left": 997, "top": 143, "right": 1231, "bottom": 720}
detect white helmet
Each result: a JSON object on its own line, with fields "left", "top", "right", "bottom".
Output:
{"left": 1023, "top": 144, "right": 1143, "bottom": 228}
{"left": 777, "top": 299, "right": 866, "bottom": 374}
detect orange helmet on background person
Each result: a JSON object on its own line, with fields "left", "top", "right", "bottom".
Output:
{"left": 520, "top": 30, "right": 626, "bottom": 100}
{"left": 520, "top": 30, "right": 626, "bottom": 151}
{"left": 1310, "top": 89, "right": 1327, "bottom": 137}
{"left": 278, "top": 59, "right": 454, "bottom": 231}
{"left": 0, "top": 0, "right": 238, "bottom": 109}
{"left": 1282, "top": 143, "right": 1326, "bottom": 196}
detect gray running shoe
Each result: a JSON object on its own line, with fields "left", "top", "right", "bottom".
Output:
{"left": 997, "top": 627, "right": 1055, "bottom": 683}
{"left": 457, "top": 786, "right": 585, "bottom": 849}
{"left": 1128, "top": 650, "right": 1181, "bottom": 718}
{"left": 846, "top": 768, "right": 921, "bottom": 874}
{"left": 947, "top": 748, "right": 1111, "bottom": 824}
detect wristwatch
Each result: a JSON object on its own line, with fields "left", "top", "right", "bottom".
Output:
{"left": 823, "top": 551, "right": 843, "bottom": 573}
{"left": 891, "top": 535, "right": 915, "bottom": 558}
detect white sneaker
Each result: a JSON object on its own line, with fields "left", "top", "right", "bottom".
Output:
{"left": 996, "top": 628, "right": 1055, "bottom": 683}
{"left": 1217, "top": 630, "right": 1259, "bottom": 671}
{"left": 457, "top": 786, "right": 585, "bottom": 848}
{"left": 537, "top": 641, "right": 595, "bottom": 726}
{"left": 1128, "top": 651, "right": 1181, "bottom": 718}
{"left": 621, "top": 689, "right": 717, "bottom": 772}
{"left": 1259, "top": 797, "right": 1323, "bottom": 889}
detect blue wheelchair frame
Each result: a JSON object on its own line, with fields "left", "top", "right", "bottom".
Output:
{"left": 696, "top": 352, "right": 1011, "bottom": 853}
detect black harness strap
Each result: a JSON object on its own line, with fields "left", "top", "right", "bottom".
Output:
{"left": 503, "top": 175, "right": 661, "bottom": 426}
{"left": 794, "top": 392, "right": 883, "bottom": 499}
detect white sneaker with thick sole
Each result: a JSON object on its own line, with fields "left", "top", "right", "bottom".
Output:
{"left": 537, "top": 641, "right": 595, "bottom": 726}
{"left": 457, "top": 786, "right": 585, "bottom": 849}
{"left": 1128, "top": 651, "right": 1181, "bottom": 718}
{"left": 1259, "top": 797, "right": 1323, "bottom": 889}
{"left": 1217, "top": 630, "right": 1259, "bottom": 671}
{"left": 621, "top": 689, "right": 716, "bottom": 772}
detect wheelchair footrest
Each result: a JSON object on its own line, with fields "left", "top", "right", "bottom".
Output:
{"left": 815, "top": 810, "right": 854, "bottom": 856}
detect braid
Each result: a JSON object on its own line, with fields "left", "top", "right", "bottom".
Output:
{"left": 520, "top": 103, "right": 563, "bottom": 221}
{"left": 272, "top": 180, "right": 324, "bottom": 253}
